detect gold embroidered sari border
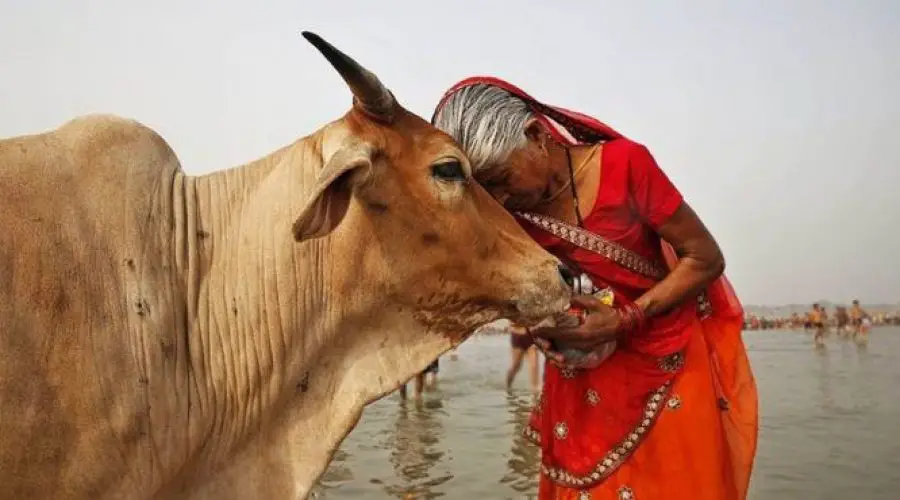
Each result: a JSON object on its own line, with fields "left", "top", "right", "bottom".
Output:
{"left": 515, "top": 211, "right": 714, "bottom": 319}
{"left": 515, "top": 211, "right": 667, "bottom": 280}
{"left": 524, "top": 380, "right": 675, "bottom": 490}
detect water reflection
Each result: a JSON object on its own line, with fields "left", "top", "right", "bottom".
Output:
{"left": 313, "top": 330, "right": 900, "bottom": 499}
{"left": 383, "top": 398, "right": 451, "bottom": 499}
{"left": 815, "top": 344, "right": 835, "bottom": 410}
{"left": 500, "top": 392, "right": 540, "bottom": 497}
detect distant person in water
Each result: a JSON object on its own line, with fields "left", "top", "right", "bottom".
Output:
{"left": 850, "top": 300, "right": 871, "bottom": 343}
{"left": 835, "top": 306, "right": 850, "bottom": 338}
{"left": 399, "top": 358, "right": 440, "bottom": 400}
{"left": 810, "top": 303, "right": 826, "bottom": 346}
{"left": 507, "top": 323, "right": 541, "bottom": 392}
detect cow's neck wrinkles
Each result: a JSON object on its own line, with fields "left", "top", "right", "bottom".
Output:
{"left": 170, "top": 124, "right": 456, "bottom": 493}
{"left": 184, "top": 132, "right": 337, "bottom": 467}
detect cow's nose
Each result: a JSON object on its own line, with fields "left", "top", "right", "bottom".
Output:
{"left": 557, "top": 262, "right": 577, "bottom": 289}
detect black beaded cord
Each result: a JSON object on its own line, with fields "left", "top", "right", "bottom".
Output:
{"left": 564, "top": 148, "right": 585, "bottom": 228}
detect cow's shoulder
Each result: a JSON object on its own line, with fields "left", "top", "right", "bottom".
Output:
{"left": 55, "top": 114, "right": 183, "bottom": 178}
{"left": 0, "top": 114, "right": 184, "bottom": 188}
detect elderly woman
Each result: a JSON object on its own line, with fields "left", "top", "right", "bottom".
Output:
{"left": 432, "top": 77, "right": 758, "bottom": 500}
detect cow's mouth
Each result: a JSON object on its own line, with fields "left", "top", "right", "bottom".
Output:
{"left": 512, "top": 288, "right": 572, "bottom": 324}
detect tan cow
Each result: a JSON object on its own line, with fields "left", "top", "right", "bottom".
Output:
{"left": 0, "top": 33, "right": 570, "bottom": 499}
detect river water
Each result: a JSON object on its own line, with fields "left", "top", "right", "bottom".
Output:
{"left": 311, "top": 329, "right": 900, "bottom": 499}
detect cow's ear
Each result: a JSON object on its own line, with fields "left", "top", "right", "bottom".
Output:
{"left": 293, "top": 143, "right": 372, "bottom": 242}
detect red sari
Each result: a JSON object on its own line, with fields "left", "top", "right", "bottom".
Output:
{"left": 434, "top": 78, "right": 758, "bottom": 500}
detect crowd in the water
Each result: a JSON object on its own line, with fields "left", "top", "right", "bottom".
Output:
{"left": 741, "top": 300, "right": 898, "bottom": 347}
{"left": 743, "top": 302, "right": 900, "bottom": 331}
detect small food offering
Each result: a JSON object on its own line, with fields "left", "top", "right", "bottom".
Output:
{"left": 552, "top": 273, "right": 618, "bottom": 368}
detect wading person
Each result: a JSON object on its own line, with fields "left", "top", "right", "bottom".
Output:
{"left": 849, "top": 299, "right": 871, "bottom": 343}
{"left": 810, "top": 303, "right": 826, "bottom": 346}
{"left": 835, "top": 306, "right": 850, "bottom": 339}
{"left": 432, "top": 77, "right": 758, "bottom": 499}
{"left": 399, "top": 358, "right": 440, "bottom": 400}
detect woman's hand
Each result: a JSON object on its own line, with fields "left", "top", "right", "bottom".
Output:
{"left": 530, "top": 294, "right": 622, "bottom": 353}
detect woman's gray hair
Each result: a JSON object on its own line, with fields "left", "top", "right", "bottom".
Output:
{"left": 432, "top": 84, "right": 534, "bottom": 174}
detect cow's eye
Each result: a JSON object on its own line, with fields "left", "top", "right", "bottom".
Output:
{"left": 431, "top": 160, "right": 466, "bottom": 182}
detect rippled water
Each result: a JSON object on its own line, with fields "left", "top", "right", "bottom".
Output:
{"left": 311, "top": 329, "right": 900, "bottom": 499}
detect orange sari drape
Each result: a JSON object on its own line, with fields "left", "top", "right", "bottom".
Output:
{"left": 526, "top": 224, "right": 757, "bottom": 500}
{"left": 543, "top": 314, "right": 756, "bottom": 500}
{"left": 540, "top": 242, "right": 757, "bottom": 500}
{"left": 528, "top": 234, "right": 757, "bottom": 500}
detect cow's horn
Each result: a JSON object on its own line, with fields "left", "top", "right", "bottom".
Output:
{"left": 302, "top": 31, "right": 395, "bottom": 122}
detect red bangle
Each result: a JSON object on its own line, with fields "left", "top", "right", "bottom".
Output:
{"left": 616, "top": 302, "right": 647, "bottom": 335}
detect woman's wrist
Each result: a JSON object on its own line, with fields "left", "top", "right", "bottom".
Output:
{"left": 616, "top": 302, "right": 647, "bottom": 335}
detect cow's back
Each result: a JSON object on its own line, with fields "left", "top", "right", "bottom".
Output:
{"left": 0, "top": 115, "right": 189, "bottom": 498}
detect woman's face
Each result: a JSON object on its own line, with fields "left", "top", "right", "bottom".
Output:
{"left": 474, "top": 124, "right": 564, "bottom": 211}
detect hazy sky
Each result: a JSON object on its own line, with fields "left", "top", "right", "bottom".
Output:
{"left": 2, "top": 0, "right": 898, "bottom": 305}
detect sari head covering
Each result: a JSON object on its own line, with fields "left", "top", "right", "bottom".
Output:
{"left": 433, "top": 76, "right": 623, "bottom": 147}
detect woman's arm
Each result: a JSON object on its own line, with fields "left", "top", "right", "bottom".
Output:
{"left": 531, "top": 212, "right": 723, "bottom": 354}
{"left": 530, "top": 142, "right": 726, "bottom": 355}
{"left": 635, "top": 201, "right": 725, "bottom": 318}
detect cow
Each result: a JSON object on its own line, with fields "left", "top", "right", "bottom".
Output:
{"left": 0, "top": 32, "right": 570, "bottom": 499}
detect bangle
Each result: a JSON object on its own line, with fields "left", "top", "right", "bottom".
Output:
{"left": 616, "top": 302, "right": 647, "bottom": 335}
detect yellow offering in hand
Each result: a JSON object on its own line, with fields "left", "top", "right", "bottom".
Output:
{"left": 594, "top": 287, "right": 615, "bottom": 307}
